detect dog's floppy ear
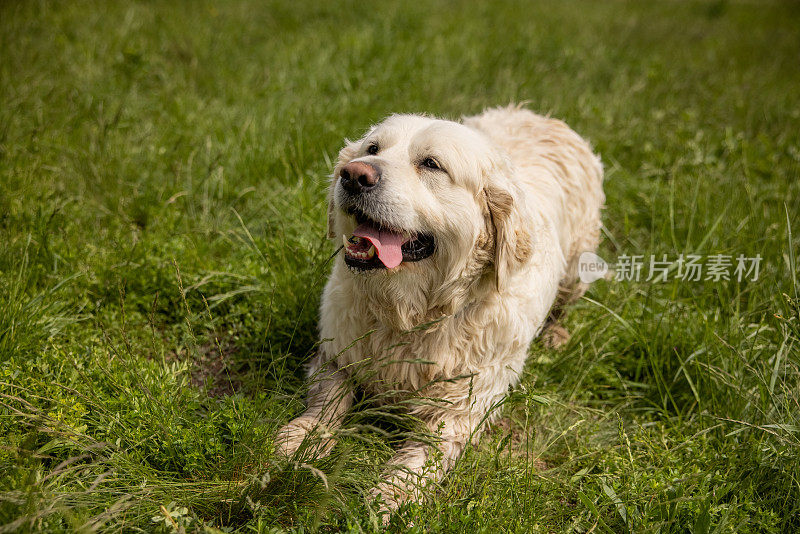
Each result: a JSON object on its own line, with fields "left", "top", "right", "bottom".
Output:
{"left": 327, "top": 139, "right": 360, "bottom": 239}
{"left": 484, "top": 163, "right": 532, "bottom": 291}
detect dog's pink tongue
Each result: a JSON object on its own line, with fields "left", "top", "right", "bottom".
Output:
{"left": 353, "top": 224, "right": 405, "bottom": 269}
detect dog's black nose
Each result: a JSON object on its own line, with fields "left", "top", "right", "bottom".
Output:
{"left": 340, "top": 161, "right": 381, "bottom": 194}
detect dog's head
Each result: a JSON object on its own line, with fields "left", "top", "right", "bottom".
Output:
{"left": 327, "top": 114, "right": 531, "bottom": 321}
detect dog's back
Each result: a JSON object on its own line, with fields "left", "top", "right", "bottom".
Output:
{"left": 463, "top": 105, "right": 605, "bottom": 305}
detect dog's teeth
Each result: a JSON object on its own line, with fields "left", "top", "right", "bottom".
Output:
{"left": 342, "top": 233, "right": 375, "bottom": 261}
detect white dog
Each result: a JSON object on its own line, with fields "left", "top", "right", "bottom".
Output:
{"left": 277, "top": 105, "right": 604, "bottom": 513}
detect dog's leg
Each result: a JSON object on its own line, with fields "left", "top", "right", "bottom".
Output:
{"left": 541, "top": 277, "right": 590, "bottom": 349}
{"left": 275, "top": 355, "right": 353, "bottom": 459}
{"left": 541, "top": 307, "right": 571, "bottom": 349}
{"left": 370, "top": 413, "right": 471, "bottom": 519}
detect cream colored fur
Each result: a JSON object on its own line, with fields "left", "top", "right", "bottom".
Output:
{"left": 276, "top": 105, "right": 604, "bottom": 515}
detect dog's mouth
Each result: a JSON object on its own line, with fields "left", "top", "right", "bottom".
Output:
{"left": 342, "top": 208, "right": 435, "bottom": 271}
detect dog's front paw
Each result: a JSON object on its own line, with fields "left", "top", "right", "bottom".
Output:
{"left": 369, "top": 484, "right": 400, "bottom": 526}
{"left": 370, "top": 482, "right": 421, "bottom": 528}
{"left": 275, "top": 417, "right": 336, "bottom": 459}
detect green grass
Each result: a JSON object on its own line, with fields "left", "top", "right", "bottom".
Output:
{"left": 2, "top": 0, "right": 799, "bottom": 531}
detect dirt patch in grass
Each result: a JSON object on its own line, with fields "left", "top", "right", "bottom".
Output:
{"left": 170, "top": 340, "right": 242, "bottom": 397}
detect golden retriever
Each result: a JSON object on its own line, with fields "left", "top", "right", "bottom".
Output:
{"left": 277, "top": 105, "right": 604, "bottom": 515}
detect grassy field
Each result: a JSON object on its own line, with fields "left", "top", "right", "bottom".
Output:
{"left": 2, "top": 0, "right": 800, "bottom": 531}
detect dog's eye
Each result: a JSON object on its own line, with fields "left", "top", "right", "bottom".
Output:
{"left": 366, "top": 143, "right": 379, "bottom": 155}
{"left": 421, "top": 157, "right": 442, "bottom": 171}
